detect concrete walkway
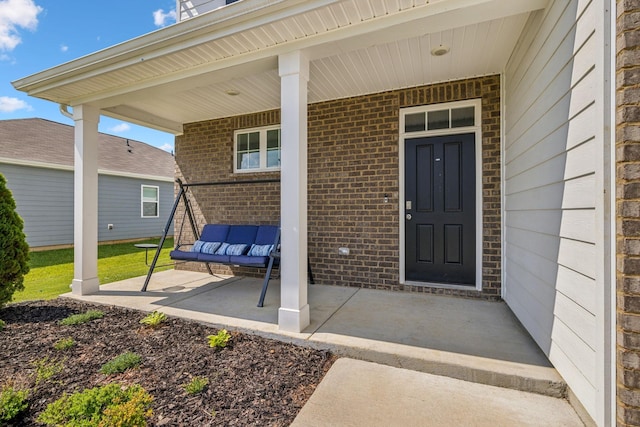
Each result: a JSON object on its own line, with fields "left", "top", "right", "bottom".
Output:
{"left": 63, "top": 270, "right": 584, "bottom": 425}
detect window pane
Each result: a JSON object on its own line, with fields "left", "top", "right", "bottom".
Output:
{"left": 405, "top": 113, "right": 425, "bottom": 132}
{"left": 237, "top": 133, "right": 248, "bottom": 151}
{"left": 142, "top": 187, "right": 158, "bottom": 200}
{"left": 451, "top": 106, "right": 475, "bottom": 128}
{"left": 266, "top": 129, "right": 280, "bottom": 149}
{"left": 248, "top": 132, "right": 260, "bottom": 151}
{"left": 267, "top": 149, "right": 280, "bottom": 168}
{"left": 143, "top": 202, "right": 157, "bottom": 217}
{"left": 239, "top": 152, "right": 260, "bottom": 169}
{"left": 427, "top": 110, "right": 449, "bottom": 130}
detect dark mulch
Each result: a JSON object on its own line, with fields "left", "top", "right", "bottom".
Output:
{"left": 0, "top": 298, "right": 335, "bottom": 426}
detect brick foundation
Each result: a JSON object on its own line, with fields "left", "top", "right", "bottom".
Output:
{"left": 174, "top": 75, "right": 502, "bottom": 299}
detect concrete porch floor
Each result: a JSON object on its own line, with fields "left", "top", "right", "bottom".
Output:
{"left": 63, "top": 270, "right": 584, "bottom": 426}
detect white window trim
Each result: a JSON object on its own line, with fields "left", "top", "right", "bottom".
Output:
{"left": 233, "top": 124, "right": 281, "bottom": 173}
{"left": 398, "top": 98, "right": 483, "bottom": 291}
{"left": 141, "top": 185, "right": 160, "bottom": 218}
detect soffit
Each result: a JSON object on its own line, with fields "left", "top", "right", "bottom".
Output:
{"left": 13, "top": 0, "right": 548, "bottom": 133}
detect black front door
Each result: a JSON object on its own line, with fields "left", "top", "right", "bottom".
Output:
{"left": 405, "top": 134, "right": 476, "bottom": 285}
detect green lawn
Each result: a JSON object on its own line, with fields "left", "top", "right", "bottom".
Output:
{"left": 14, "top": 238, "right": 175, "bottom": 303}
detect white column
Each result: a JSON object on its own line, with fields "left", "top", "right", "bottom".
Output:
{"left": 278, "top": 50, "right": 310, "bottom": 332}
{"left": 71, "top": 104, "right": 100, "bottom": 295}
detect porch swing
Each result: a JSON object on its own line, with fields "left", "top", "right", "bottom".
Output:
{"left": 141, "top": 178, "right": 313, "bottom": 307}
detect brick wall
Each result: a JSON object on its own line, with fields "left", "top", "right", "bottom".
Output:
{"left": 617, "top": 1, "right": 640, "bottom": 424}
{"left": 174, "top": 75, "right": 502, "bottom": 298}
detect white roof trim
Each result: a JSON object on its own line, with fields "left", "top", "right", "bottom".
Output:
{"left": 0, "top": 157, "right": 174, "bottom": 182}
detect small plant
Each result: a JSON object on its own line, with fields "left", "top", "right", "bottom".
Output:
{"left": 0, "top": 319, "right": 5, "bottom": 331}
{"left": 183, "top": 376, "right": 209, "bottom": 395}
{"left": 33, "top": 357, "right": 65, "bottom": 387}
{"left": 0, "top": 385, "right": 29, "bottom": 423}
{"left": 53, "top": 337, "right": 76, "bottom": 351}
{"left": 139, "top": 311, "right": 167, "bottom": 328}
{"left": 207, "top": 329, "right": 232, "bottom": 350}
{"left": 37, "top": 383, "right": 153, "bottom": 427}
{"left": 59, "top": 309, "right": 104, "bottom": 326}
{"left": 100, "top": 352, "right": 142, "bottom": 375}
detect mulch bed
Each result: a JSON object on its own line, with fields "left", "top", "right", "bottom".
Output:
{"left": 0, "top": 298, "right": 335, "bottom": 426}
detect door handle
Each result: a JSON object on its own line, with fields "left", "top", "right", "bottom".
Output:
{"left": 406, "top": 213, "right": 412, "bottom": 220}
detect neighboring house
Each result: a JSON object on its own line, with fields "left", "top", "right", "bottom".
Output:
{"left": 10, "top": 0, "right": 640, "bottom": 425}
{"left": 0, "top": 118, "right": 174, "bottom": 248}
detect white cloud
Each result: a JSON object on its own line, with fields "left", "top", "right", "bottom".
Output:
{"left": 159, "top": 143, "right": 174, "bottom": 153}
{"left": 0, "top": 0, "right": 43, "bottom": 51}
{"left": 60, "top": 44, "right": 67, "bottom": 52}
{"left": 0, "top": 96, "right": 31, "bottom": 112}
{"left": 109, "top": 123, "right": 131, "bottom": 133}
{"left": 153, "top": 8, "right": 176, "bottom": 27}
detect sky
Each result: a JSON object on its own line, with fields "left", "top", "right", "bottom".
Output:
{"left": 0, "top": 0, "right": 179, "bottom": 152}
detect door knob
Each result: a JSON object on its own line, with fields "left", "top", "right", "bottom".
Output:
{"left": 406, "top": 213, "right": 412, "bottom": 220}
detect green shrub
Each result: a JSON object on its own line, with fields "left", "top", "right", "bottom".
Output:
{"left": 60, "top": 310, "right": 104, "bottom": 326}
{"left": 0, "top": 173, "right": 30, "bottom": 309}
{"left": 37, "top": 383, "right": 153, "bottom": 427}
{"left": 207, "top": 329, "right": 231, "bottom": 350}
{"left": 0, "top": 385, "right": 29, "bottom": 423}
{"left": 33, "top": 357, "right": 65, "bottom": 387}
{"left": 53, "top": 337, "right": 76, "bottom": 351}
{"left": 183, "top": 376, "right": 209, "bottom": 395}
{"left": 100, "top": 352, "right": 142, "bottom": 375}
{"left": 0, "top": 319, "right": 5, "bottom": 332}
{"left": 139, "top": 311, "right": 167, "bottom": 328}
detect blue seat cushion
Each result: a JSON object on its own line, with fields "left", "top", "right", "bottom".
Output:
{"left": 197, "top": 253, "right": 230, "bottom": 263}
{"left": 254, "top": 225, "right": 279, "bottom": 245}
{"left": 170, "top": 250, "right": 199, "bottom": 261}
{"left": 229, "top": 255, "right": 269, "bottom": 266}
{"left": 226, "top": 225, "right": 259, "bottom": 244}
{"left": 200, "top": 224, "right": 230, "bottom": 242}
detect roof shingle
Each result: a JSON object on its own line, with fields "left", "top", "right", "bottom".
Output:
{"left": 0, "top": 118, "right": 174, "bottom": 178}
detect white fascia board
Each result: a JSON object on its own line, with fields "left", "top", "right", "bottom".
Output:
{"left": 0, "top": 157, "right": 173, "bottom": 182}
{"left": 101, "top": 106, "right": 184, "bottom": 135}
{"left": 98, "top": 169, "right": 174, "bottom": 182}
{"left": 0, "top": 157, "right": 74, "bottom": 172}
{"left": 11, "top": 0, "right": 339, "bottom": 98}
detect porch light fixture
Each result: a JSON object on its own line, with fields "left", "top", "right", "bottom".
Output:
{"left": 225, "top": 89, "right": 241, "bottom": 96}
{"left": 431, "top": 45, "right": 450, "bottom": 56}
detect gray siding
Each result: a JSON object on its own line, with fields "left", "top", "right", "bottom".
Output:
{"left": 504, "top": 0, "right": 608, "bottom": 423}
{"left": 1, "top": 164, "right": 74, "bottom": 247}
{"left": 98, "top": 175, "right": 173, "bottom": 241}
{"left": 1, "top": 163, "right": 173, "bottom": 247}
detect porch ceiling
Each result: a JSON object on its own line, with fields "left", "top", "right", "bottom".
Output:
{"left": 13, "top": 0, "right": 548, "bottom": 134}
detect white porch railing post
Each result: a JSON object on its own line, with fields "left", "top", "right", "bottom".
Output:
{"left": 71, "top": 104, "right": 100, "bottom": 295}
{"left": 278, "top": 50, "right": 310, "bottom": 332}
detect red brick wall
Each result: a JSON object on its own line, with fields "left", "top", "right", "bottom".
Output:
{"left": 174, "top": 75, "right": 502, "bottom": 298}
{"left": 617, "top": 0, "right": 640, "bottom": 424}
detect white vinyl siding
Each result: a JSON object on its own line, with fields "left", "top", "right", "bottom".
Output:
{"left": 1, "top": 163, "right": 173, "bottom": 247}
{"left": 504, "top": 0, "right": 608, "bottom": 424}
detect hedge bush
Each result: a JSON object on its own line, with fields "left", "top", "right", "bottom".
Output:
{"left": 0, "top": 173, "right": 29, "bottom": 308}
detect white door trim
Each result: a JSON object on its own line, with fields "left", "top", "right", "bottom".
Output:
{"left": 399, "top": 99, "right": 483, "bottom": 291}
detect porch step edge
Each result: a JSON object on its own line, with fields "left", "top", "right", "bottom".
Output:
{"left": 314, "top": 341, "right": 566, "bottom": 398}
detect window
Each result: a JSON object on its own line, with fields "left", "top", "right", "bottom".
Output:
{"left": 234, "top": 125, "right": 281, "bottom": 172}
{"left": 402, "top": 102, "right": 478, "bottom": 134}
{"left": 141, "top": 185, "right": 159, "bottom": 218}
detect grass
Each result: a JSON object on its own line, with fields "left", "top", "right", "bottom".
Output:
{"left": 14, "top": 238, "right": 174, "bottom": 303}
